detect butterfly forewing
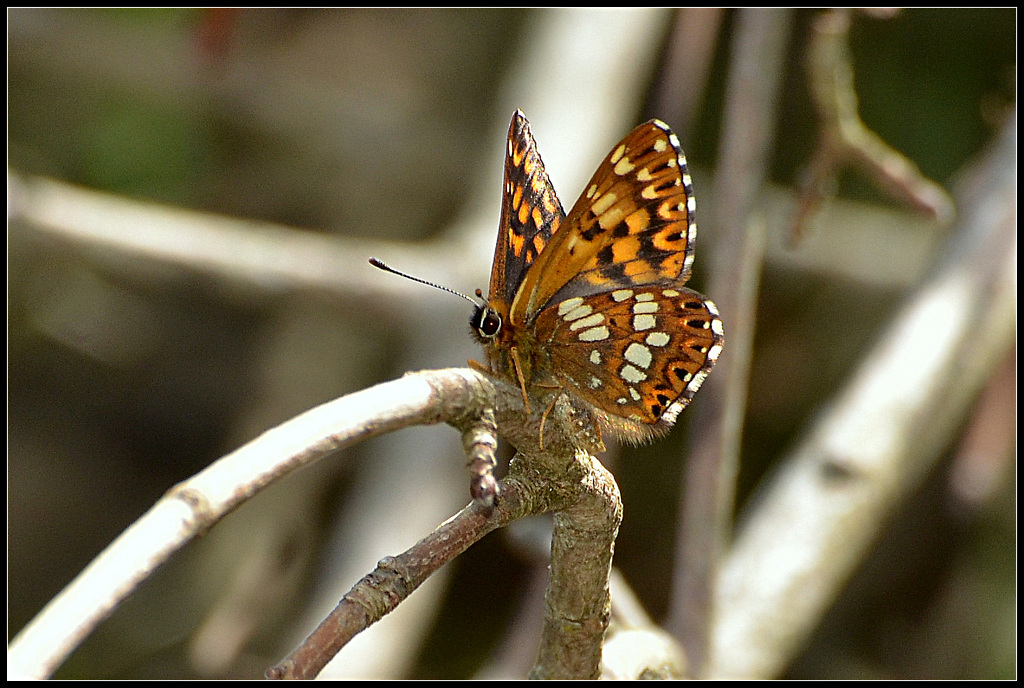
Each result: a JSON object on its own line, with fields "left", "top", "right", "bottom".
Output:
{"left": 489, "top": 110, "right": 566, "bottom": 309}
{"left": 512, "top": 121, "right": 697, "bottom": 324}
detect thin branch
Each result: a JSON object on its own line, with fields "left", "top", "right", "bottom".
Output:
{"left": 269, "top": 486, "right": 519, "bottom": 680}
{"left": 9, "top": 359, "right": 628, "bottom": 680}
{"left": 6, "top": 169, "right": 450, "bottom": 303}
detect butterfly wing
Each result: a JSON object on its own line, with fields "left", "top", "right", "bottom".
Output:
{"left": 511, "top": 120, "right": 697, "bottom": 324}
{"left": 488, "top": 110, "right": 566, "bottom": 309}
{"left": 534, "top": 286, "right": 723, "bottom": 439}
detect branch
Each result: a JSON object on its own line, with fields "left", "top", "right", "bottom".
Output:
{"left": 9, "top": 362, "right": 628, "bottom": 680}
{"left": 7, "top": 368, "right": 497, "bottom": 680}
{"left": 268, "top": 369, "right": 624, "bottom": 679}
{"left": 6, "top": 168, "right": 460, "bottom": 303}
{"left": 706, "top": 110, "right": 1016, "bottom": 679}
{"left": 268, "top": 486, "right": 517, "bottom": 680}
{"left": 270, "top": 434, "right": 622, "bottom": 680}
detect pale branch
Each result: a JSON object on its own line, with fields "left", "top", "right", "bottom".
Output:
{"left": 9, "top": 360, "right": 630, "bottom": 680}
{"left": 6, "top": 169, "right": 472, "bottom": 304}
{"left": 7, "top": 368, "right": 498, "bottom": 680}
{"left": 706, "top": 111, "right": 1016, "bottom": 680}
{"left": 601, "top": 569, "right": 688, "bottom": 679}
{"left": 8, "top": 167, "right": 940, "bottom": 316}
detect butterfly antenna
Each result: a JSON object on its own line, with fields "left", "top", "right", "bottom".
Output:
{"left": 369, "top": 257, "right": 480, "bottom": 306}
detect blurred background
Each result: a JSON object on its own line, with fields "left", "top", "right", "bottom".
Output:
{"left": 8, "top": 8, "right": 1016, "bottom": 679}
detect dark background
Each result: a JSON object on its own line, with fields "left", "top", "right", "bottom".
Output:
{"left": 8, "top": 8, "right": 1016, "bottom": 679}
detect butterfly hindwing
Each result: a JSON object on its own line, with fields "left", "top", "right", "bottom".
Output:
{"left": 534, "top": 286, "right": 722, "bottom": 428}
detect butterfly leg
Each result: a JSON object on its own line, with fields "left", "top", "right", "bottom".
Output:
{"left": 537, "top": 392, "right": 562, "bottom": 451}
{"left": 509, "top": 346, "right": 532, "bottom": 415}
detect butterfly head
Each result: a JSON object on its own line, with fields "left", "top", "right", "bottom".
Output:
{"left": 469, "top": 289, "right": 504, "bottom": 344}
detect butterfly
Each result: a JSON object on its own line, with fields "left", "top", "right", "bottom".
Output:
{"left": 468, "top": 110, "right": 723, "bottom": 446}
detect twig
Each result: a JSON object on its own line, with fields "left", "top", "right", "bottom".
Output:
{"left": 792, "top": 9, "right": 955, "bottom": 244}
{"left": 6, "top": 169, "right": 451, "bottom": 302}
{"left": 268, "top": 488, "right": 517, "bottom": 680}
{"left": 9, "top": 360, "right": 628, "bottom": 680}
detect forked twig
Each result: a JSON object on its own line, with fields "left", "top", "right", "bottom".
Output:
{"left": 792, "top": 9, "right": 955, "bottom": 243}
{"left": 9, "top": 363, "right": 626, "bottom": 680}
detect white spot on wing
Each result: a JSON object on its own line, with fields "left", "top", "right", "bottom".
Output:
{"left": 620, "top": 364, "right": 647, "bottom": 384}
{"left": 614, "top": 157, "right": 635, "bottom": 176}
{"left": 633, "top": 314, "right": 656, "bottom": 331}
{"left": 633, "top": 301, "right": 659, "bottom": 315}
{"left": 579, "top": 326, "right": 610, "bottom": 342}
{"left": 563, "top": 304, "right": 594, "bottom": 322}
{"left": 624, "top": 342, "right": 653, "bottom": 368}
{"left": 569, "top": 313, "right": 605, "bottom": 331}
{"left": 591, "top": 192, "right": 618, "bottom": 216}
{"left": 645, "top": 331, "right": 670, "bottom": 347}
{"left": 612, "top": 289, "right": 634, "bottom": 302}
{"left": 557, "top": 297, "right": 585, "bottom": 316}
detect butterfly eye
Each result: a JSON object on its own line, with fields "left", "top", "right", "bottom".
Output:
{"left": 472, "top": 306, "right": 502, "bottom": 339}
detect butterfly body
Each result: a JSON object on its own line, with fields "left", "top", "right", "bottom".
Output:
{"left": 473, "top": 111, "right": 723, "bottom": 445}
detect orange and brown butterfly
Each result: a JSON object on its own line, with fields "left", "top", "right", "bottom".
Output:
{"left": 469, "top": 110, "right": 723, "bottom": 445}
